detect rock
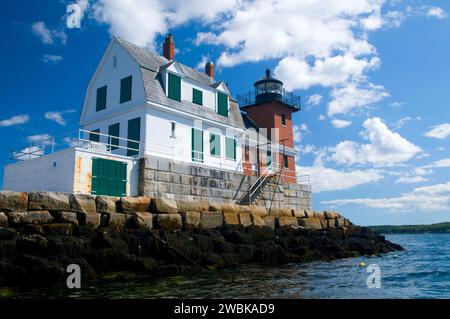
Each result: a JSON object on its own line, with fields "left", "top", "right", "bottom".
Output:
{"left": 156, "top": 214, "right": 182, "bottom": 230}
{"left": 250, "top": 214, "right": 265, "bottom": 227}
{"left": 0, "top": 191, "right": 28, "bottom": 212}
{"left": 273, "top": 208, "right": 293, "bottom": 217}
{"left": 69, "top": 194, "right": 96, "bottom": 214}
{"left": 325, "top": 211, "right": 337, "bottom": 219}
{"left": 314, "top": 211, "right": 326, "bottom": 219}
{"left": 16, "top": 234, "right": 48, "bottom": 256}
{"left": 263, "top": 215, "right": 275, "bottom": 229}
{"left": 176, "top": 199, "right": 208, "bottom": 213}
{"left": 277, "top": 217, "right": 299, "bottom": 228}
{"left": 28, "top": 192, "right": 70, "bottom": 211}
{"left": 222, "top": 204, "right": 240, "bottom": 214}
{"left": 239, "top": 213, "right": 252, "bottom": 227}
{"left": 320, "top": 219, "right": 328, "bottom": 229}
{"left": 54, "top": 211, "right": 78, "bottom": 225}
{"left": 335, "top": 217, "right": 346, "bottom": 228}
{"left": 208, "top": 202, "right": 223, "bottom": 212}
{"left": 121, "top": 196, "right": 151, "bottom": 212}
{"left": 0, "top": 227, "right": 17, "bottom": 240}
{"left": 129, "top": 212, "right": 153, "bottom": 230}
{"left": 96, "top": 195, "right": 120, "bottom": 214}
{"left": 299, "top": 218, "right": 322, "bottom": 230}
{"left": 0, "top": 212, "right": 8, "bottom": 227}
{"left": 238, "top": 205, "right": 252, "bottom": 214}
{"left": 107, "top": 213, "right": 130, "bottom": 231}
{"left": 223, "top": 213, "right": 239, "bottom": 225}
{"left": 326, "top": 219, "right": 335, "bottom": 228}
{"left": 151, "top": 197, "right": 178, "bottom": 214}
{"left": 77, "top": 212, "right": 101, "bottom": 229}
{"left": 293, "top": 210, "right": 306, "bottom": 218}
{"left": 250, "top": 205, "right": 268, "bottom": 216}
{"left": 201, "top": 212, "right": 223, "bottom": 229}
{"left": 304, "top": 210, "right": 314, "bottom": 218}
{"left": 8, "top": 211, "right": 54, "bottom": 225}
{"left": 182, "top": 212, "right": 201, "bottom": 231}
{"left": 42, "top": 223, "right": 74, "bottom": 236}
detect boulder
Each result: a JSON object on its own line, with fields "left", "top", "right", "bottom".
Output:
{"left": 28, "top": 192, "right": 70, "bottom": 211}
{"left": 77, "top": 212, "right": 101, "bottom": 229}
{"left": 263, "top": 215, "right": 275, "bottom": 229}
{"left": 96, "top": 195, "right": 120, "bottom": 214}
{"left": 0, "top": 191, "right": 28, "bottom": 212}
{"left": 277, "top": 217, "right": 299, "bottom": 228}
{"left": 121, "top": 196, "right": 151, "bottom": 212}
{"left": 54, "top": 211, "right": 79, "bottom": 225}
{"left": 314, "top": 211, "right": 326, "bottom": 219}
{"left": 208, "top": 202, "right": 223, "bottom": 212}
{"left": 250, "top": 205, "right": 268, "bottom": 216}
{"left": 304, "top": 210, "right": 315, "bottom": 218}
{"left": 272, "top": 208, "right": 293, "bottom": 217}
{"left": 325, "top": 211, "right": 337, "bottom": 219}
{"left": 8, "top": 211, "right": 54, "bottom": 225}
{"left": 0, "top": 212, "right": 8, "bottom": 227}
{"left": 201, "top": 212, "right": 223, "bottom": 229}
{"left": 182, "top": 212, "right": 201, "bottom": 231}
{"left": 335, "top": 217, "right": 346, "bottom": 228}
{"left": 176, "top": 199, "right": 208, "bottom": 213}
{"left": 156, "top": 214, "right": 182, "bottom": 231}
{"left": 238, "top": 205, "right": 252, "bottom": 214}
{"left": 299, "top": 218, "right": 322, "bottom": 230}
{"left": 293, "top": 210, "right": 306, "bottom": 218}
{"left": 326, "top": 219, "right": 335, "bottom": 228}
{"left": 42, "top": 223, "right": 74, "bottom": 236}
{"left": 151, "top": 197, "right": 178, "bottom": 214}
{"left": 250, "top": 214, "right": 265, "bottom": 227}
{"left": 223, "top": 213, "right": 239, "bottom": 225}
{"left": 222, "top": 204, "right": 240, "bottom": 214}
{"left": 320, "top": 219, "right": 328, "bottom": 229}
{"left": 129, "top": 212, "right": 153, "bottom": 230}
{"left": 69, "top": 194, "right": 96, "bottom": 214}
{"left": 107, "top": 213, "right": 130, "bottom": 231}
{"left": 0, "top": 227, "right": 17, "bottom": 240}
{"left": 239, "top": 213, "right": 252, "bottom": 227}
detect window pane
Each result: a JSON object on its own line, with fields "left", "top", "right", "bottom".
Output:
{"left": 96, "top": 86, "right": 107, "bottom": 111}
{"left": 192, "top": 128, "right": 204, "bottom": 162}
{"left": 89, "top": 129, "right": 100, "bottom": 143}
{"left": 120, "top": 76, "right": 132, "bottom": 103}
{"left": 226, "top": 137, "right": 236, "bottom": 160}
{"left": 210, "top": 133, "right": 221, "bottom": 156}
{"left": 284, "top": 155, "right": 289, "bottom": 168}
{"left": 281, "top": 114, "right": 286, "bottom": 126}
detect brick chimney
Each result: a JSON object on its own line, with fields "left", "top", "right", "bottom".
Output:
{"left": 205, "top": 61, "right": 214, "bottom": 79}
{"left": 163, "top": 33, "right": 174, "bottom": 60}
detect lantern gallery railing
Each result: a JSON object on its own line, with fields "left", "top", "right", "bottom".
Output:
{"left": 236, "top": 89, "right": 301, "bottom": 110}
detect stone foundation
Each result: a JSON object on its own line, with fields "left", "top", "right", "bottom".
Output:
{"left": 138, "top": 156, "right": 312, "bottom": 211}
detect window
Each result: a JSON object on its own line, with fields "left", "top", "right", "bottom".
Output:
{"left": 192, "top": 88, "right": 203, "bottom": 105}
{"left": 89, "top": 129, "right": 100, "bottom": 143}
{"left": 283, "top": 155, "right": 289, "bottom": 168}
{"left": 108, "top": 123, "right": 120, "bottom": 151}
{"left": 281, "top": 114, "right": 286, "bottom": 126}
{"left": 210, "top": 133, "right": 221, "bottom": 157}
{"left": 127, "top": 117, "right": 140, "bottom": 156}
{"left": 267, "top": 149, "right": 272, "bottom": 166}
{"left": 226, "top": 137, "right": 237, "bottom": 161}
{"left": 192, "top": 128, "right": 203, "bottom": 162}
{"left": 168, "top": 73, "right": 181, "bottom": 101}
{"left": 217, "top": 92, "right": 228, "bottom": 117}
{"left": 113, "top": 55, "right": 117, "bottom": 68}
{"left": 170, "top": 122, "right": 176, "bottom": 138}
{"left": 96, "top": 86, "right": 107, "bottom": 111}
{"left": 120, "top": 76, "right": 132, "bottom": 103}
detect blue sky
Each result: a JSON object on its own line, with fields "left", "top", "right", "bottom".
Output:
{"left": 1, "top": 0, "right": 450, "bottom": 226}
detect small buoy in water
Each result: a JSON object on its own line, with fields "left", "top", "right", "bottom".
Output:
{"left": 358, "top": 262, "right": 366, "bottom": 267}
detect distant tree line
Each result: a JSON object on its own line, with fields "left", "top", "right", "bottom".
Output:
{"left": 369, "top": 222, "right": 450, "bottom": 234}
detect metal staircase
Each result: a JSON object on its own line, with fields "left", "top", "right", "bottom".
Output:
{"left": 236, "top": 163, "right": 280, "bottom": 205}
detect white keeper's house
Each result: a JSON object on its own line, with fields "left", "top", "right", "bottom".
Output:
{"left": 3, "top": 35, "right": 311, "bottom": 211}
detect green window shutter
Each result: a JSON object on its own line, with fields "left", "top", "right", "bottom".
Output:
{"left": 127, "top": 117, "right": 140, "bottom": 156}
{"left": 120, "top": 76, "right": 132, "bottom": 103}
{"left": 192, "top": 88, "right": 203, "bottom": 105}
{"left": 283, "top": 155, "right": 289, "bottom": 168}
{"left": 281, "top": 114, "right": 286, "bottom": 126}
{"left": 217, "top": 92, "right": 228, "bottom": 116}
{"left": 226, "top": 137, "right": 236, "bottom": 161}
{"left": 89, "top": 129, "right": 100, "bottom": 143}
{"left": 108, "top": 123, "right": 120, "bottom": 151}
{"left": 209, "top": 133, "right": 221, "bottom": 156}
{"left": 191, "top": 128, "right": 203, "bottom": 162}
{"left": 96, "top": 86, "right": 107, "bottom": 111}
{"left": 168, "top": 73, "right": 181, "bottom": 101}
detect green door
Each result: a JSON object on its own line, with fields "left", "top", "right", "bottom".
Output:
{"left": 91, "top": 158, "right": 127, "bottom": 197}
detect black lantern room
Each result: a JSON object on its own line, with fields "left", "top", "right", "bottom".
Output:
{"left": 254, "top": 69, "right": 284, "bottom": 104}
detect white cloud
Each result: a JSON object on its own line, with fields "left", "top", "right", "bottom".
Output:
{"left": 44, "top": 109, "right": 75, "bottom": 126}
{"left": 307, "top": 94, "right": 322, "bottom": 106}
{"left": 424, "top": 123, "right": 450, "bottom": 139}
{"left": 43, "top": 54, "right": 63, "bottom": 64}
{"left": 424, "top": 158, "right": 450, "bottom": 169}
{"left": 298, "top": 164, "right": 383, "bottom": 193}
{"left": 26, "top": 134, "right": 52, "bottom": 145}
{"left": 427, "top": 7, "right": 447, "bottom": 20}
{"left": 393, "top": 116, "right": 412, "bottom": 129}
{"left": 293, "top": 123, "right": 310, "bottom": 143}
{"left": 318, "top": 115, "right": 326, "bottom": 121}
{"left": 328, "top": 81, "right": 389, "bottom": 116}
{"left": 0, "top": 114, "right": 30, "bottom": 127}
{"left": 32, "top": 21, "right": 67, "bottom": 45}
{"left": 395, "top": 176, "right": 428, "bottom": 184}
{"left": 322, "top": 182, "right": 450, "bottom": 212}
{"left": 330, "top": 117, "right": 422, "bottom": 167}
{"left": 331, "top": 119, "right": 352, "bottom": 128}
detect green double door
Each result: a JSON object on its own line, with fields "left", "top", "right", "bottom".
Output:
{"left": 91, "top": 158, "right": 127, "bottom": 197}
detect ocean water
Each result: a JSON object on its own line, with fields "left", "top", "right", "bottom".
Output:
{"left": 6, "top": 233, "right": 450, "bottom": 299}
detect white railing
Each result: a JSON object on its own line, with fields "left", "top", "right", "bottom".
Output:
{"left": 237, "top": 162, "right": 280, "bottom": 204}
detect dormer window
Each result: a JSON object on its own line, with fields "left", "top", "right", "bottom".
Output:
{"left": 217, "top": 92, "right": 228, "bottom": 117}
{"left": 168, "top": 73, "right": 181, "bottom": 101}
{"left": 192, "top": 88, "right": 203, "bottom": 105}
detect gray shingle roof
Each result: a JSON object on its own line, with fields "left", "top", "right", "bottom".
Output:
{"left": 117, "top": 37, "right": 244, "bottom": 129}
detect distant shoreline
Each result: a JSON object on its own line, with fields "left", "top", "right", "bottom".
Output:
{"left": 368, "top": 222, "right": 450, "bottom": 234}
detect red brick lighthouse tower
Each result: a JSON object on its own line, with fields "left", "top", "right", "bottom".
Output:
{"left": 239, "top": 69, "right": 301, "bottom": 184}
